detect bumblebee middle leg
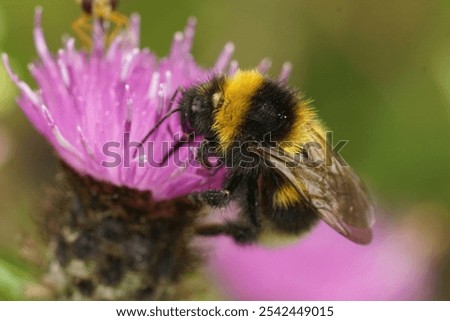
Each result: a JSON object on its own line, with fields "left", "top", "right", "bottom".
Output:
{"left": 192, "top": 172, "right": 243, "bottom": 208}
{"left": 195, "top": 177, "right": 261, "bottom": 243}
{"left": 195, "top": 139, "right": 222, "bottom": 168}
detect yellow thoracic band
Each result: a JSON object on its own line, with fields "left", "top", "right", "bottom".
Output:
{"left": 213, "top": 70, "right": 265, "bottom": 151}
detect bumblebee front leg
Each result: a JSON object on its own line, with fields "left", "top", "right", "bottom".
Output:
{"left": 246, "top": 176, "right": 260, "bottom": 228}
{"left": 160, "top": 132, "right": 194, "bottom": 165}
{"left": 195, "top": 139, "right": 220, "bottom": 168}
{"left": 72, "top": 13, "right": 93, "bottom": 49}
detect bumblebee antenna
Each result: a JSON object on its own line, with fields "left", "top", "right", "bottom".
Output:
{"left": 138, "top": 107, "right": 182, "bottom": 146}
{"left": 137, "top": 87, "right": 184, "bottom": 146}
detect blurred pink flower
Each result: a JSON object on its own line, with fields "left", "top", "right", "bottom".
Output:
{"left": 209, "top": 218, "right": 435, "bottom": 300}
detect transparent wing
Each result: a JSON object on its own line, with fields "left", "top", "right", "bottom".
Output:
{"left": 251, "top": 131, "right": 375, "bottom": 244}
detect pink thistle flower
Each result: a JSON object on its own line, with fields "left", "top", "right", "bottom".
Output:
{"left": 1, "top": 7, "right": 242, "bottom": 200}
{"left": 209, "top": 217, "right": 436, "bottom": 300}
{"left": 1, "top": 7, "right": 296, "bottom": 300}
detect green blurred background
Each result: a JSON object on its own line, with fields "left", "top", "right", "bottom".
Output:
{"left": 0, "top": 0, "right": 449, "bottom": 299}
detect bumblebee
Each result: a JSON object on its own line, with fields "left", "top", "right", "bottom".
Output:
{"left": 177, "top": 70, "right": 375, "bottom": 244}
{"left": 73, "top": 0, "right": 128, "bottom": 48}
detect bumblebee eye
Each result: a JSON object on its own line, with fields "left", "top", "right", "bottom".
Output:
{"left": 191, "top": 97, "right": 203, "bottom": 113}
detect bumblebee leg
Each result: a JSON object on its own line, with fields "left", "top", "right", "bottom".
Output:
{"left": 157, "top": 86, "right": 192, "bottom": 163}
{"left": 105, "top": 12, "right": 129, "bottom": 44}
{"left": 160, "top": 133, "right": 194, "bottom": 165}
{"left": 246, "top": 176, "right": 261, "bottom": 228}
{"left": 195, "top": 177, "right": 262, "bottom": 244}
{"left": 195, "top": 140, "right": 220, "bottom": 168}
{"left": 167, "top": 86, "right": 184, "bottom": 113}
{"left": 196, "top": 222, "right": 259, "bottom": 244}
{"left": 193, "top": 173, "right": 242, "bottom": 208}
{"left": 72, "top": 14, "right": 93, "bottom": 49}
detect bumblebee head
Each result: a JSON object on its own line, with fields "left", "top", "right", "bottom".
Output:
{"left": 179, "top": 88, "right": 214, "bottom": 137}
{"left": 179, "top": 76, "right": 225, "bottom": 137}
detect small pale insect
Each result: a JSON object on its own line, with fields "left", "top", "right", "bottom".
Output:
{"left": 73, "top": 0, "right": 128, "bottom": 48}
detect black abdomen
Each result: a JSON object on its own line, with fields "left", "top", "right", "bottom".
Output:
{"left": 261, "top": 174, "right": 319, "bottom": 235}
